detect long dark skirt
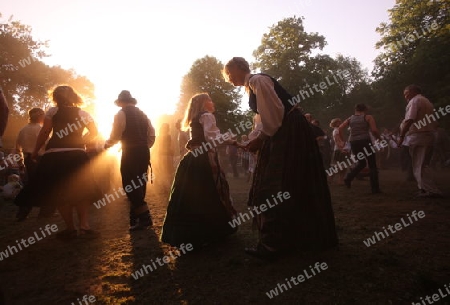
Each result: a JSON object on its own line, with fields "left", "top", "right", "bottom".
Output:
{"left": 249, "top": 108, "right": 338, "bottom": 252}
{"left": 161, "top": 149, "right": 237, "bottom": 248}
{"left": 14, "top": 150, "right": 98, "bottom": 211}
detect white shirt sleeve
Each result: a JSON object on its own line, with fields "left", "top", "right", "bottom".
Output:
{"left": 405, "top": 97, "right": 418, "bottom": 121}
{"left": 106, "top": 110, "right": 126, "bottom": 146}
{"left": 16, "top": 129, "right": 25, "bottom": 151}
{"left": 248, "top": 114, "right": 263, "bottom": 140}
{"left": 248, "top": 75, "right": 284, "bottom": 137}
{"left": 199, "top": 113, "right": 222, "bottom": 142}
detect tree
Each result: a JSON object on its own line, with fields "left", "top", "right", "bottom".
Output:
{"left": 0, "top": 14, "right": 95, "bottom": 147}
{"left": 252, "top": 16, "right": 326, "bottom": 94}
{"left": 176, "top": 55, "right": 245, "bottom": 132}
{"left": 373, "top": 0, "right": 450, "bottom": 129}
{"left": 0, "top": 13, "right": 95, "bottom": 116}
{"left": 252, "top": 16, "right": 371, "bottom": 128}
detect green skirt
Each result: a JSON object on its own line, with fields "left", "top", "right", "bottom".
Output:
{"left": 161, "top": 149, "right": 237, "bottom": 248}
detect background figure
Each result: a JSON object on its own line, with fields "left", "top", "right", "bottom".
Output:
{"left": 378, "top": 128, "right": 391, "bottom": 169}
{"left": 15, "top": 85, "right": 98, "bottom": 240}
{"left": 0, "top": 88, "right": 9, "bottom": 148}
{"left": 247, "top": 115, "right": 262, "bottom": 184}
{"left": 105, "top": 90, "right": 156, "bottom": 230}
{"left": 175, "top": 118, "right": 189, "bottom": 157}
{"left": 312, "top": 119, "right": 332, "bottom": 169}
{"left": 159, "top": 123, "right": 174, "bottom": 188}
{"left": 226, "top": 138, "right": 239, "bottom": 178}
{"left": 15, "top": 108, "right": 45, "bottom": 184}
{"left": 161, "top": 93, "right": 237, "bottom": 248}
{"left": 305, "top": 113, "right": 327, "bottom": 168}
{"left": 397, "top": 85, "right": 443, "bottom": 198}
{"left": 223, "top": 57, "right": 338, "bottom": 260}
{"left": 431, "top": 127, "right": 450, "bottom": 169}
{"left": 239, "top": 135, "right": 250, "bottom": 181}
{"left": 1, "top": 174, "right": 22, "bottom": 200}
{"left": 394, "top": 127, "right": 415, "bottom": 181}
{"left": 329, "top": 118, "right": 347, "bottom": 184}
{"left": 339, "top": 103, "right": 382, "bottom": 193}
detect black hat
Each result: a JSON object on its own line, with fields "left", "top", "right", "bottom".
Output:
{"left": 115, "top": 90, "right": 137, "bottom": 105}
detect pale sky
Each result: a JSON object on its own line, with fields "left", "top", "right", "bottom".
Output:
{"left": 0, "top": 0, "right": 395, "bottom": 135}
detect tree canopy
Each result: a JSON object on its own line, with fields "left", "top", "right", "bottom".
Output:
{"left": 372, "top": 0, "right": 450, "bottom": 128}
{"left": 251, "top": 16, "right": 372, "bottom": 129}
{"left": 176, "top": 55, "right": 249, "bottom": 132}
{"left": 0, "top": 13, "right": 95, "bottom": 117}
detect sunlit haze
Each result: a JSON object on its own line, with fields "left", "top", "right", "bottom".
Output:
{"left": 1, "top": 0, "right": 395, "bottom": 136}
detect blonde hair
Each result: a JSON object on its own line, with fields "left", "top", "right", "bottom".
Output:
{"left": 329, "top": 118, "right": 342, "bottom": 128}
{"left": 51, "top": 85, "right": 83, "bottom": 107}
{"left": 182, "top": 93, "right": 211, "bottom": 131}
{"left": 222, "top": 57, "right": 250, "bottom": 83}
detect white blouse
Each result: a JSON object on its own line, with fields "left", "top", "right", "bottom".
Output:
{"left": 199, "top": 112, "right": 231, "bottom": 144}
{"left": 246, "top": 74, "right": 285, "bottom": 138}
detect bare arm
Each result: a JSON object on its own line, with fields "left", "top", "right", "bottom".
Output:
{"left": 397, "top": 119, "right": 414, "bottom": 146}
{"left": 82, "top": 121, "right": 98, "bottom": 144}
{"left": 32, "top": 117, "right": 52, "bottom": 159}
{"left": 105, "top": 111, "right": 125, "bottom": 148}
{"left": 15, "top": 130, "right": 23, "bottom": 155}
{"left": 338, "top": 119, "right": 350, "bottom": 143}
{"left": 366, "top": 115, "right": 380, "bottom": 140}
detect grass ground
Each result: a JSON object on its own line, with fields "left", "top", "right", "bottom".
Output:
{"left": 0, "top": 165, "right": 449, "bottom": 305}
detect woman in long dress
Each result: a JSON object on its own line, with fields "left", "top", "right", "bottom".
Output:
{"left": 15, "top": 85, "right": 98, "bottom": 239}
{"left": 223, "top": 57, "right": 338, "bottom": 260}
{"left": 161, "top": 93, "right": 237, "bottom": 248}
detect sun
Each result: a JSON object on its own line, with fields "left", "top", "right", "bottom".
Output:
{"left": 89, "top": 83, "right": 178, "bottom": 160}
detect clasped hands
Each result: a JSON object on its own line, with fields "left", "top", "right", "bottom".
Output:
{"left": 232, "top": 137, "right": 263, "bottom": 153}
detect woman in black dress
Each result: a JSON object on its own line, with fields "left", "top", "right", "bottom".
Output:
{"left": 16, "top": 85, "right": 98, "bottom": 239}
{"left": 223, "top": 57, "right": 338, "bottom": 259}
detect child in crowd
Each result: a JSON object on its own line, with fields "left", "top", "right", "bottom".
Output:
{"left": 1, "top": 174, "right": 22, "bottom": 200}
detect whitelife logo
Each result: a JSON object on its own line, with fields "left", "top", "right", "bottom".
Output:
{"left": 228, "top": 191, "right": 291, "bottom": 228}
{"left": 363, "top": 210, "right": 425, "bottom": 247}
{"left": 266, "top": 262, "right": 328, "bottom": 299}
{"left": 0, "top": 224, "right": 58, "bottom": 261}
{"left": 190, "top": 120, "right": 253, "bottom": 157}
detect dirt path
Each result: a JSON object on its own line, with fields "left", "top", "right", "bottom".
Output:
{"left": 1, "top": 168, "right": 450, "bottom": 305}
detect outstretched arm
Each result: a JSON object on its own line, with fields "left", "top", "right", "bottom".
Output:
{"left": 338, "top": 119, "right": 350, "bottom": 144}
{"left": 105, "top": 111, "right": 125, "bottom": 148}
{"left": 366, "top": 115, "right": 380, "bottom": 140}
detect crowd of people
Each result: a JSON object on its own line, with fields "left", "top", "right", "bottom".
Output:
{"left": 305, "top": 88, "right": 449, "bottom": 197}
{"left": 0, "top": 57, "right": 447, "bottom": 260}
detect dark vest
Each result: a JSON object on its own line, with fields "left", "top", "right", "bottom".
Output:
{"left": 121, "top": 106, "right": 149, "bottom": 148}
{"left": 46, "top": 107, "right": 85, "bottom": 150}
{"left": 186, "top": 112, "right": 207, "bottom": 148}
{"left": 248, "top": 73, "right": 294, "bottom": 115}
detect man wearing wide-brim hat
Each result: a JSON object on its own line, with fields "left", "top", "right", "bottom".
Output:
{"left": 105, "top": 90, "right": 156, "bottom": 230}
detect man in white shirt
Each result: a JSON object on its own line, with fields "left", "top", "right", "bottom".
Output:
{"left": 16, "top": 108, "right": 45, "bottom": 183}
{"left": 398, "top": 84, "right": 443, "bottom": 197}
